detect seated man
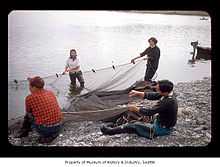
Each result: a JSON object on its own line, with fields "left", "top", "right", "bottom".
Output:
{"left": 100, "top": 80, "right": 178, "bottom": 139}
{"left": 17, "top": 76, "right": 63, "bottom": 143}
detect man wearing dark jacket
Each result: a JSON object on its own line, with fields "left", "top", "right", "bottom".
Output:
{"left": 101, "top": 80, "right": 178, "bottom": 139}
{"left": 131, "top": 37, "right": 160, "bottom": 83}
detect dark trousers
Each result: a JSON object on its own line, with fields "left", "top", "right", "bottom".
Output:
{"left": 21, "top": 113, "right": 62, "bottom": 138}
{"left": 144, "top": 64, "right": 157, "bottom": 81}
{"left": 69, "top": 71, "right": 85, "bottom": 87}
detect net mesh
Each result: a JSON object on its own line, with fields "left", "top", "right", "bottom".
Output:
{"left": 8, "top": 59, "right": 154, "bottom": 124}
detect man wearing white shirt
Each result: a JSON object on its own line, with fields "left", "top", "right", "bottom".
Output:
{"left": 63, "top": 49, "right": 85, "bottom": 89}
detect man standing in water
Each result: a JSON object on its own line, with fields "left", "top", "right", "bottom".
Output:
{"left": 131, "top": 37, "right": 160, "bottom": 84}
{"left": 63, "top": 49, "right": 85, "bottom": 89}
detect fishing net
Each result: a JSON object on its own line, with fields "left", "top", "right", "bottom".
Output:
{"left": 8, "top": 59, "right": 156, "bottom": 126}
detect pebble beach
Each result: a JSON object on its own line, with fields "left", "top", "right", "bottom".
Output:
{"left": 8, "top": 77, "right": 211, "bottom": 147}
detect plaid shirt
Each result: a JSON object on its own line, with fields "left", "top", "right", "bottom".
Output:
{"left": 25, "top": 89, "right": 63, "bottom": 125}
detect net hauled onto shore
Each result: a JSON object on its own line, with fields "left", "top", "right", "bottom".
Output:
{"left": 8, "top": 59, "right": 155, "bottom": 126}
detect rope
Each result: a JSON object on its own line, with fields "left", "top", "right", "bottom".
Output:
{"left": 8, "top": 59, "right": 145, "bottom": 87}
{"left": 8, "top": 58, "right": 155, "bottom": 122}
{"left": 9, "top": 58, "right": 159, "bottom": 93}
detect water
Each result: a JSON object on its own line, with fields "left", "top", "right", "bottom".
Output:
{"left": 8, "top": 11, "right": 211, "bottom": 120}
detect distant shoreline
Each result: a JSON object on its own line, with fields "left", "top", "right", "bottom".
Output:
{"left": 120, "top": 10, "right": 209, "bottom": 16}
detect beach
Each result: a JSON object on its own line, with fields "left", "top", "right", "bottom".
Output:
{"left": 8, "top": 77, "right": 211, "bottom": 146}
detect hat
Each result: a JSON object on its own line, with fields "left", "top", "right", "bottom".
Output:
{"left": 28, "top": 76, "right": 45, "bottom": 88}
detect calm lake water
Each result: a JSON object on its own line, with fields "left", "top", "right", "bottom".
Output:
{"left": 8, "top": 11, "right": 211, "bottom": 120}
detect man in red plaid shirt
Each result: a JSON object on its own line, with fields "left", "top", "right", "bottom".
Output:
{"left": 17, "top": 76, "right": 63, "bottom": 143}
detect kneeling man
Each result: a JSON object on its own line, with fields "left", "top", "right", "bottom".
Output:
{"left": 17, "top": 76, "right": 63, "bottom": 143}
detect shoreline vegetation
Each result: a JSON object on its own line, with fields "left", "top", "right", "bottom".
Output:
{"left": 122, "top": 10, "right": 210, "bottom": 16}
{"left": 8, "top": 77, "right": 211, "bottom": 146}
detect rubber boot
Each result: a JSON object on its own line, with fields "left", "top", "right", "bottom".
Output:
{"left": 38, "top": 133, "right": 59, "bottom": 144}
{"left": 16, "top": 114, "right": 33, "bottom": 138}
{"left": 100, "top": 125, "right": 128, "bottom": 135}
{"left": 80, "top": 82, "right": 85, "bottom": 89}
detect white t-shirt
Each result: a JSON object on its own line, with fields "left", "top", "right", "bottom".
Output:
{"left": 66, "top": 57, "right": 81, "bottom": 73}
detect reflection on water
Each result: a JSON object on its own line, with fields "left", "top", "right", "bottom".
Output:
{"left": 8, "top": 11, "right": 211, "bottom": 120}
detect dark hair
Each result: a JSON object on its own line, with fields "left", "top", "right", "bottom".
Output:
{"left": 70, "top": 49, "right": 76, "bottom": 54}
{"left": 148, "top": 37, "right": 158, "bottom": 44}
{"left": 29, "top": 76, "right": 45, "bottom": 89}
{"left": 158, "top": 80, "right": 173, "bottom": 93}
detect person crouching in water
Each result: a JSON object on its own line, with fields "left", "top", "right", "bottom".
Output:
{"left": 131, "top": 37, "right": 160, "bottom": 85}
{"left": 17, "top": 76, "right": 63, "bottom": 143}
{"left": 63, "top": 49, "right": 85, "bottom": 89}
{"left": 100, "top": 80, "right": 178, "bottom": 139}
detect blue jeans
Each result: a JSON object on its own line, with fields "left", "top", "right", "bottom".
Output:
{"left": 153, "top": 119, "right": 173, "bottom": 136}
{"left": 32, "top": 123, "right": 62, "bottom": 138}
{"left": 124, "top": 118, "right": 173, "bottom": 139}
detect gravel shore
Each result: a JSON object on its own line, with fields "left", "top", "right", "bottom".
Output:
{"left": 8, "top": 77, "right": 211, "bottom": 146}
